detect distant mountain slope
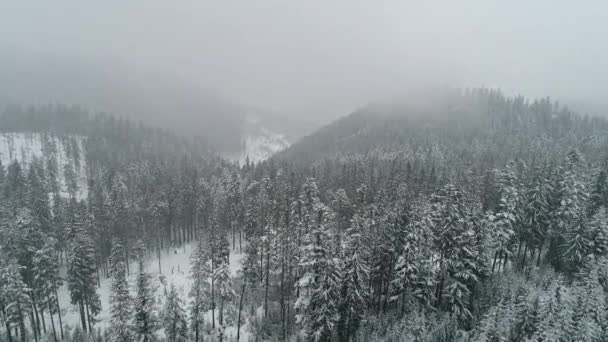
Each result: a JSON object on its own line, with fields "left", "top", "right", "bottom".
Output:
{"left": 0, "top": 132, "right": 88, "bottom": 199}
{"left": 0, "top": 104, "right": 221, "bottom": 200}
{"left": 0, "top": 52, "right": 316, "bottom": 159}
{"left": 276, "top": 88, "right": 608, "bottom": 170}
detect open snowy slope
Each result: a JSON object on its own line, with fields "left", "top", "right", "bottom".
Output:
{"left": 52, "top": 242, "right": 250, "bottom": 341}
{"left": 228, "top": 116, "right": 290, "bottom": 164}
{"left": 0, "top": 132, "right": 88, "bottom": 199}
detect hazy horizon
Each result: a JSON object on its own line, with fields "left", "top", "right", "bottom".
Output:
{"left": 2, "top": 1, "right": 608, "bottom": 123}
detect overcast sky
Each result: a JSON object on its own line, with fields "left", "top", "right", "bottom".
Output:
{"left": 1, "top": 0, "right": 607, "bottom": 121}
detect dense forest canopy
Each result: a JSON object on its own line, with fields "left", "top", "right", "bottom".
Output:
{"left": 2, "top": 88, "right": 608, "bottom": 341}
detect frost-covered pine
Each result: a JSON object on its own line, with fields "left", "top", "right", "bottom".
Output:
{"left": 392, "top": 203, "right": 436, "bottom": 312}
{"left": 337, "top": 214, "right": 369, "bottom": 342}
{"left": 587, "top": 160, "right": 608, "bottom": 217}
{"left": 431, "top": 183, "right": 480, "bottom": 323}
{"left": 162, "top": 284, "right": 188, "bottom": 342}
{"left": 133, "top": 242, "right": 159, "bottom": 342}
{"left": 212, "top": 233, "right": 234, "bottom": 332}
{"left": 109, "top": 239, "right": 133, "bottom": 342}
{"left": 295, "top": 202, "right": 341, "bottom": 341}
{"left": 0, "top": 258, "right": 32, "bottom": 342}
{"left": 68, "top": 223, "right": 101, "bottom": 332}
{"left": 570, "top": 264, "right": 606, "bottom": 341}
{"left": 32, "top": 238, "right": 63, "bottom": 341}
{"left": 490, "top": 162, "right": 520, "bottom": 272}
{"left": 521, "top": 167, "right": 553, "bottom": 265}
{"left": 552, "top": 150, "right": 589, "bottom": 270}
{"left": 189, "top": 237, "right": 211, "bottom": 342}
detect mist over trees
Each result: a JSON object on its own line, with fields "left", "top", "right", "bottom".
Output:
{"left": 1, "top": 88, "right": 608, "bottom": 341}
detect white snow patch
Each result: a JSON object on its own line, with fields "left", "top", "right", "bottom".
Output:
{"left": 229, "top": 116, "right": 290, "bottom": 164}
{"left": 52, "top": 241, "right": 249, "bottom": 340}
{"left": 0, "top": 132, "right": 87, "bottom": 199}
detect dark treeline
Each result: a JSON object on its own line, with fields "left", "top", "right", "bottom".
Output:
{"left": 2, "top": 89, "right": 608, "bottom": 341}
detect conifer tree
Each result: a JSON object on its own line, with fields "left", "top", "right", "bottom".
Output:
{"left": 109, "top": 240, "right": 133, "bottom": 342}
{"left": 68, "top": 225, "right": 100, "bottom": 332}
{"left": 162, "top": 284, "right": 188, "bottom": 342}
{"left": 133, "top": 242, "right": 159, "bottom": 342}
{"left": 295, "top": 202, "right": 341, "bottom": 341}
{"left": 0, "top": 258, "right": 33, "bottom": 342}
{"left": 189, "top": 237, "right": 211, "bottom": 342}
{"left": 337, "top": 214, "right": 370, "bottom": 342}
{"left": 32, "top": 239, "right": 62, "bottom": 342}
{"left": 490, "top": 162, "right": 519, "bottom": 273}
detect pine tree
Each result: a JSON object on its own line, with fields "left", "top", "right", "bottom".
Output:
{"left": 587, "top": 160, "right": 608, "bottom": 217}
{"left": 490, "top": 162, "right": 519, "bottom": 273}
{"left": 212, "top": 233, "right": 234, "bottom": 339}
{"left": 32, "top": 238, "right": 62, "bottom": 342}
{"left": 295, "top": 202, "right": 341, "bottom": 341}
{"left": 162, "top": 284, "right": 188, "bottom": 342}
{"left": 552, "top": 150, "right": 590, "bottom": 272}
{"left": 521, "top": 167, "right": 553, "bottom": 266}
{"left": 68, "top": 224, "right": 100, "bottom": 333}
{"left": 337, "top": 214, "right": 370, "bottom": 342}
{"left": 189, "top": 237, "right": 211, "bottom": 342}
{"left": 432, "top": 183, "right": 480, "bottom": 324}
{"left": 0, "top": 258, "right": 33, "bottom": 342}
{"left": 392, "top": 203, "right": 436, "bottom": 313}
{"left": 109, "top": 240, "right": 133, "bottom": 342}
{"left": 133, "top": 242, "right": 159, "bottom": 342}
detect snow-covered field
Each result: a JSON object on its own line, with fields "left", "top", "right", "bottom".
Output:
{"left": 53, "top": 242, "right": 251, "bottom": 341}
{"left": 0, "top": 132, "right": 87, "bottom": 199}
{"left": 229, "top": 117, "right": 290, "bottom": 164}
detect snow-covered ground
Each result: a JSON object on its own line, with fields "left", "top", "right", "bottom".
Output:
{"left": 52, "top": 242, "right": 251, "bottom": 341}
{"left": 229, "top": 117, "right": 290, "bottom": 164}
{"left": 0, "top": 132, "right": 88, "bottom": 199}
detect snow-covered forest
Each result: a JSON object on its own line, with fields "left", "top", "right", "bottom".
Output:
{"left": 2, "top": 89, "right": 608, "bottom": 342}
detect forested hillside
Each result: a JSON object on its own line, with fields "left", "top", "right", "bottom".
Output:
{"left": 2, "top": 88, "right": 608, "bottom": 342}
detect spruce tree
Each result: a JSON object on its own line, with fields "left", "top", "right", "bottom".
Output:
{"left": 133, "top": 242, "right": 159, "bottom": 342}
{"left": 162, "top": 284, "right": 188, "bottom": 342}
{"left": 0, "top": 258, "right": 33, "bottom": 342}
{"left": 68, "top": 225, "right": 100, "bottom": 332}
{"left": 109, "top": 240, "right": 133, "bottom": 342}
{"left": 189, "top": 237, "right": 211, "bottom": 342}
{"left": 295, "top": 202, "right": 340, "bottom": 341}
{"left": 337, "top": 214, "right": 370, "bottom": 342}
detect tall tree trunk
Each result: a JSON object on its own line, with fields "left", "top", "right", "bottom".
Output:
{"left": 237, "top": 282, "right": 246, "bottom": 342}
{"left": 264, "top": 250, "right": 270, "bottom": 318}
{"left": 516, "top": 241, "right": 522, "bottom": 258}
{"left": 158, "top": 237, "right": 162, "bottom": 274}
{"left": 32, "top": 296, "right": 42, "bottom": 336}
{"left": 219, "top": 300, "right": 224, "bottom": 342}
{"left": 194, "top": 286, "right": 200, "bottom": 342}
{"left": 211, "top": 260, "right": 215, "bottom": 329}
{"left": 47, "top": 293, "right": 58, "bottom": 342}
{"left": 4, "top": 316, "right": 13, "bottom": 342}
{"left": 85, "top": 297, "right": 93, "bottom": 333}
{"left": 39, "top": 306, "right": 47, "bottom": 333}
{"left": 17, "top": 304, "right": 26, "bottom": 342}
{"left": 239, "top": 230, "right": 243, "bottom": 252}
{"left": 78, "top": 300, "right": 87, "bottom": 332}
{"left": 29, "top": 310, "right": 39, "bottom": 342}
{"left": 280, "top": 254, "right": 286, "bottom": 340}
{"left": 2, "top": 303, "right": 14, "bottom": 342}
{"left": 522, "top": 244, "right": 529, "bottom": 269}
{"left": 492, "top": 251, "right": 499, "bottom": 273}
{"left": 53, "top": 284, "right": 64, "bottom": 339}
{"left": 96, "top": 264, "right": 101, "bottom": 287}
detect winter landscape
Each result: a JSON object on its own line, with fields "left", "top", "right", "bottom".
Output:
{"left": 2, "top": 2, "right": 608, "bottom": 342}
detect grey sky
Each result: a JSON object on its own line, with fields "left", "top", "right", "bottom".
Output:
{"left": 1, "top": 0, "right": 607, "bottom": 121}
